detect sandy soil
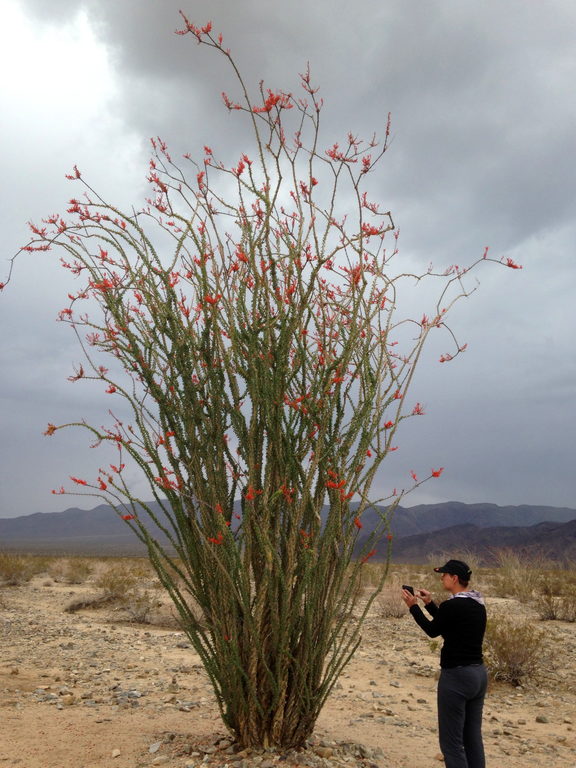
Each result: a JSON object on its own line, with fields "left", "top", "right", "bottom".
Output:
{"left": 1, "top": 571, "right": 575, "bottom": 768}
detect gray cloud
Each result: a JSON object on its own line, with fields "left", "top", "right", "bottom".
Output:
{"left": 1, "top": 0, "right": 575, "bottom": 517}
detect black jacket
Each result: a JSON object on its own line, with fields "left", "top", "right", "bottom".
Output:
{"left": 409, "top": 596, "right": 486, "bottom": 668}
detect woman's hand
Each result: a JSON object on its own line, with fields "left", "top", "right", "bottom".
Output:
{"left": 401, "top": 588, "right": 418, "bottom": 608}
{"left": 416, "top": 588, "right": 432, "bottom": 604}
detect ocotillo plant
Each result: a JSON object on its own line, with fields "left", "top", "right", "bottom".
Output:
{"left": 2, "top": 17, "right": 521, "bottom": 749}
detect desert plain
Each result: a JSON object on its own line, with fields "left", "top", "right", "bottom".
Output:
{"left": 1, "top": 558, "right": 575, "bottom": 768}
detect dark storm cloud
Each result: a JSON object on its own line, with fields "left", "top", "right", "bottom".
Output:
{"left": 1, "top": 0, "right": 575, "bottom": 517}
{"left": 20, "top": 0, "right": 576, "bottom": 250}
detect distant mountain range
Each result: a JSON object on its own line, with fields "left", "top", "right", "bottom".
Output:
{"left": 1, "top": 500, "right": 575, "bottom": 563}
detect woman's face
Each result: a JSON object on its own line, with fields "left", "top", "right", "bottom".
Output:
{"left": 440, "top": 572, "right": 458, "bottom": 590}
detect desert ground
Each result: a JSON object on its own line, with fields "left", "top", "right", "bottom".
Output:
{"left": 1, "top": 558, "right": 575, "bottom": 768}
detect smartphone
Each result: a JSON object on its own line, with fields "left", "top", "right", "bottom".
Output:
{"left": 402, "top": 584, "right": 414, "bottom": 595}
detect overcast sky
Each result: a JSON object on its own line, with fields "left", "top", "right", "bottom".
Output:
{"left": 1, "top": 0, "right": 575, "bottom": 519}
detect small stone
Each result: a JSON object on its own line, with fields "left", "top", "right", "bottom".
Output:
{"left": 149, "top": 741, "right": 163, "bottom": 754}
{"left": 563, "top": 717, "right": 573, "bottom": 724}
{"left": 314, "top": 747, "right": 333, "bottom": 758}
{"left": 535, "top": 715, "right": 549, "bottom": 724}
{"left": 111, "top": 748, "right": 121, "bottom": 758}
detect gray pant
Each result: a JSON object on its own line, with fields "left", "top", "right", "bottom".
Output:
{"left": 437, "top": 664, "right": 487, "bottom": 768}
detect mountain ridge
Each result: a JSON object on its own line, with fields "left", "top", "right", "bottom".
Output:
{"left": 1, "top": 500, "right": 575, "bottom": 561}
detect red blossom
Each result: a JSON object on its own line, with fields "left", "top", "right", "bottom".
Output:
{"left": 236, "top": 248, "right": 248, "bottom": 263}
{"left": 122, "top": 514, "right": 136, "bottom": 521}
{"left": 252, "top": 90, "right": 293, "bottom": 114}
{"left": 70, "top": 476, "right": 87, "bottom": 486}
{"left": 175, "top": 13, "right": 213, "bottom": 40}
{"left": 504, "top": 257, "right": 523, "bottom": 269}
{"left": 245, "top": 485, "right": 262, "bottom": 501}
{"left": 412, "top": 402, "right": 425, "bottom": 415}
{"left": 410, "top": 470, "right": 418, "bottom": 482}
{"left": 65, "top": 164, "right": 81, "bottom": 180}
{"left": 44, "top": 423, "right": 58, "bottom": 436}
{"left": 361, "top": 549, "right": 376, "bottom": 564}
{"left": 431, "top": 467, "right": 444, "bottom": 478}
{"left": 354, "top": 517, "right": 363, "bottom": 529}
{"left": 361, "top": 223, "right": 381, "bottom": 237}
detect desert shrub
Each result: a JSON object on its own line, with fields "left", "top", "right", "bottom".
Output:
{"left": 376, "top": 576, "right": 408, "bottom": 618}
{"left": 359, "top": 562, "right": 387, "bottom": 588}
{"left": 92, "top": 562, "right": 161, "bottom": 622}
{"left": 534, "top": 573, "right": 576, "bottom": 622}
{"left": 94, "top": 563, "right": 139, "bottom": 598}
{"left": 490, "top": 549, "right": 550, "bottom": 600}
{"left": 0, "top": 553, "right": 37, "bottom": 585}
{"left": 535, "top": 592, "right": 561, "bottom": 621}
{"left": 120, "top": 588, "right": 161, "bottom": 623}
{"left": 484, "top": 615, "right": 549, "bottom": 686}
{"left": 49, "top": 557, "right": 93, "bottom": 584}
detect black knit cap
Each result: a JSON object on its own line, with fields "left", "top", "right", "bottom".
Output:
{"left": 434, "top": 559, "right": 472, "bottom": 580}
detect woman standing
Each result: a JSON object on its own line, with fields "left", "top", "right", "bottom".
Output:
{"left": 402, "top": 559, "right": 487, "bottom": 768}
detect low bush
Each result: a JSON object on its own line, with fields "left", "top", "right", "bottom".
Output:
{"left": 49, "top": 558, "right": 93, "bottom": 584}
{"left": 66, "top": 561, "right": 161, "bottom": 623}
{"left": 535, "top": 581, "right": 576, "bottom": 622}
{"left": 94, "top": 563, "right": 139, "bottom": 598}
{"left": 120, "top": 588, "right": 161, "bottom": 623}
{"left": 484, "top": 615, "right": 549, "bottom": 686}
{"left": 0, "top": 553, "right": 37, "bottom": 586}
{"left": 376, "top": 576, "right": 409, "bottom": 618}
{"left": 490, "top": 549, "right": 550, "bottom": 600}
